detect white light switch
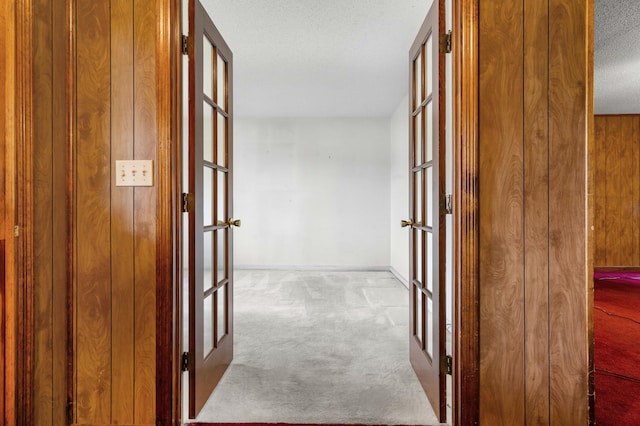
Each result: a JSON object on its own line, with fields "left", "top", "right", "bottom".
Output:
{"left": 116, "top": 160, "right": 153, "bottom": 187}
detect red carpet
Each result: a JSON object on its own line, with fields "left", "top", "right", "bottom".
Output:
{"left": 595, "top": 272, "right": 640, "bottom": 425}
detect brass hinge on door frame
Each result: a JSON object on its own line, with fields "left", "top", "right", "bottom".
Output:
{"left": 182, "top": 35, "right": 189, "bottom": 56}
{"left": 439, "top": 30, "right": 452, "bottom": 54}
{"left": 440, "top": 194, "right": 453, "bottom": 215}
{"left": 182, "top": 192, "right": 194, "bottom": 213}
{"left": 442, "top": 355, "right": 453, "bottom": 376}
{"left": 181, "top": 351, "right": 191, "bottom": 372}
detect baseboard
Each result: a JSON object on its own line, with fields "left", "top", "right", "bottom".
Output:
{"left": 235, "top": 265, "right": 390, "bottom": 272}
{"left": 389, "top": 266, "right": 409, "bottom": 289}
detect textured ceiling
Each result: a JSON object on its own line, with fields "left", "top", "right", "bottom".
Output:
{"left": 594, "top": 0, "right": 640, "bottom": 114}
{"left": 201, "top": 0, "right": 432, "bottom": 117}
{"left": 201, "top": 1, "right": 639, "bottom": 117}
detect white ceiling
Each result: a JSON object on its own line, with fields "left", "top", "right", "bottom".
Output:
{"left": 594, "top": 0, "right": 640, "bottom": 114}
{"left": 201, "top": 0, "right": 639, "bottom": 117}
{"left": 201, "top": 0, "right": 432, "bottom": 117}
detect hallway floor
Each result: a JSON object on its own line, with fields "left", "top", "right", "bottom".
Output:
{"left": 192, "top": 269, "right": 440, "bottom": 424}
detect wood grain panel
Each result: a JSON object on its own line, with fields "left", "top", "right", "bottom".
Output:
{"left": 604, "top": 116, "right": 621, "bottom": 264}
{"left": 32, "top": 0, "right": 55, "bottom": 423}
{"left": 593, "top": 115, "right": 640, "bottom": 267}
{"left": 478, "top": 0, "right": 525, "bottom": 423}
{"left": 133, "top": 0, "right": 157, "bottom": 421}
{"left": 548, "top": 0, "right": 589, "bottom": 422}
{"left": 51, "top": 0, "right": 68, "bottom": 423}
{"left": 619, "top": 117, "right": 635, "bottom": 265}
{"left": 75, "top": 0, "right": 112, "bottom": 422}
{"left": 633, "top": 117, "right": 640, "bottom": 264}
{"left": 523, "top": 0, "right": 550, "bottom": 422}
{"left": 110, "top": 0, "right": 136, "bottom": 422}
{"left": 593, "top": 118, "right": 606, "bottom": 264}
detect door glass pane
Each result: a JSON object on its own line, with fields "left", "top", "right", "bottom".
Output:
{"left": 415, "top": 229, "right": 423, "bottom": 285}
{"left": 426, "top": 35, "right": 433, "bottom": 97}
{"left": 426, "top": 166, "right": 433, "bottom": 228}
{"left": 216, "top": 171, "right": 226, "bottom": 225}
{"left": 414, "top": 51, "right": 422, "bottom": 109}
{"left": 216, "top": 112, "right": 226, "bottom": 167}
{"left": 203, "top": 103, "right": 214, "bottom": 163}
{"left": 426, "top": 231, "right": 434, "bottom": 293}
{"left": 415, "top": 286, "right": 423, "bottom": 344}
{"left": 203, "top": 294, "right": 214, "bottom": 357}
{"left": 203, "top": 167, "right": 214, "bottom": 227}
{"left": 216, "top": 229, "right": 227, "bottom": 284}
{"left": 425, "top": 101, "right": 433, "bottom": 162}
{"left": 426, "top": 296, "right": 433, "bottom": 358}
{"left": 415, "top": 171, "right": 423, "bottom": 225}
{"left": 217, "top": 53, "right": 226, "bottom": 111}
{"left": 203, "top": 231, "right": 214, "bottom": 292}
{"left": 414, "top": 111, "right": 422, "bottom": 167}
{"left": 203, "top": 35, "right": 213, "bottom": 100}
{"left": 217, "top": 284, "right": 227, "bottom": 343}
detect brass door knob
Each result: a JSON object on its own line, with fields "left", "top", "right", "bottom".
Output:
{"left": 228, "top": 218, "right": 241, "bottom": 227}
{"left": 401, "top": 219, "right": 413, "bottom": 228}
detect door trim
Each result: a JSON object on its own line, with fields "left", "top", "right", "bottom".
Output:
{"left": 156, "top": 0, "right": 182, "bottom": 425}
{"left": 452, "top": 0, "right": 480, "bottom": 424}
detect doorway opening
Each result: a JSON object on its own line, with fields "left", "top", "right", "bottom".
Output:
{"left": 179, "top": 0, "right": 455, "bottom": 424}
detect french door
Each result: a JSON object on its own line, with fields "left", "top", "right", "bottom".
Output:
{"left": 405, "top": 1, "right": 446, "bottom": 421}
{"left": 187, "top": 0, "right": 237, "bottom": 418}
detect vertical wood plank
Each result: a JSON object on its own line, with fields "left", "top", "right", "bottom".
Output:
{"left": 633, "top": 117, "right": 640, "bottom": 265}
{"left": 0, "top": 2, "right": 5, "bottom": 411}
{"left": 548, "top": 0, "right": 589, "bottom": 422}
{"left": 478, "top": 0, "right": 525, "bottom": 423}
{"left": 619, "top": 117, "right": 635, "bottom": 265}
{"left": 110, "top": 0, "right": 135, "bottom": 422}
{"left": 32, "top": 0, "right": 54, "bottom": 423}
{"left": 593, "top": 117, "right": 607, "bottom": 266}
{"left": 523, "top": 0, "right": 550, "bottom": 422}
{"left": 51, "top": 0, "right": 68, "bottom": 423}
{"left": 604, "top": 116, "right": 621, "bottom": 265}
{"left": 133, "top": 0, "right": 157, "bottom": 421}
{"left": 1, "top": 1, "right": 17, "bottom": 423}
{"left": 75, "top": 0, "right": 112, "bottom": 422}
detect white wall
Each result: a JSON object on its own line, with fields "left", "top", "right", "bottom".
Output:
{"left": 233, "top": 118, "right": 390, "bottom": 269}
{"left": 389, "top": 95, "right": 410, "bottom": 284}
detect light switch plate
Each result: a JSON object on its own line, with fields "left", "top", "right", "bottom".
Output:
{"left": 116, "top": 160, "right": 153, "bottom": 187}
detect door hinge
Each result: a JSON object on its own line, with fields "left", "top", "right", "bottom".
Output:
{"left": 439, "top": 30, "right": 452, "bottom": 54}
{"left": 14, "top": 225, "right": 19, "bottom": 237}
{"left": 181, "top": 351, "right": 191, "bottom": 372}
{"left": 440, "top": 194, "right": 453, "bottom": 215}
{"left": 182, "top": 192, "right": 194, "bottom": 213}
{"left": 442, "top": 355, "right": 453, "bottom": 376}
{"left": 181, "top": 35, "right": 189, "bottom": 56}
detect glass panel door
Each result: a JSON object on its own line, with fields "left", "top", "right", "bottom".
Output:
{"left": 187, "top": 0, "right": 235, "bottom": 418}
{"left": 408, "top": 1, "right": 446, "bottom": 421}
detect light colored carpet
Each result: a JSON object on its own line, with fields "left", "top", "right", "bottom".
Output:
{"left": 194, "top": 270, "right": 440, "bottom": 424}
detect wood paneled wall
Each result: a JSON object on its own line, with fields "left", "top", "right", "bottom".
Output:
{"left": 594, "top": 115, "right": 640, "bottom": 267}
{"left": 73, "top": 0, "right": 157, "bottom": 423}
{"left": 29, "top": 0, "right": 160, "bottom": 424}
{"left": 478, "top": 0, "right": 591, "bottom": 423}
